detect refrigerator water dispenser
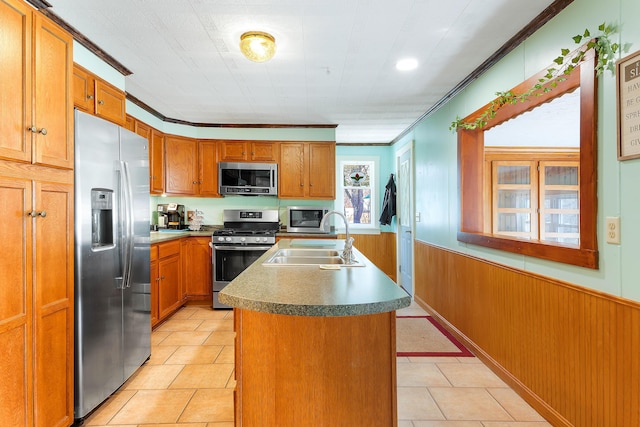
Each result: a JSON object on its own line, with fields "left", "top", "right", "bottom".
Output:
{"left": 91, "top": 189, "right": 114, "bottom": 248}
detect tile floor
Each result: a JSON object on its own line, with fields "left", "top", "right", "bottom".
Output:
{"left": 82, "top": 302, "right": 551, "bottom": 427}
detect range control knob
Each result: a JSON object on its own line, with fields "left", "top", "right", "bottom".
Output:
{"left": 240, "top": 237, "right": 246, "bottom": 242}
{"left": 225, "top": 236, "right": 232, "bottom": 242}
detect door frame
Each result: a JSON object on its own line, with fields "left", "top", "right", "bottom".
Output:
{"left": 395, "top": 141, "right": 414, "bottom": 297}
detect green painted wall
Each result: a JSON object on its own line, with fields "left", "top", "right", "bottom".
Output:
{"left": 395, "top": 0, "right": 640, "bottom": 302}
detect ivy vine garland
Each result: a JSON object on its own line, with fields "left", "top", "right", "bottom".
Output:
{"left": 450, "top": 23, "right": 621, "bottom": 131}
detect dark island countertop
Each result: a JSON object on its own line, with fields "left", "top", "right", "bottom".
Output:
{"left": 218, "top": 239, "right": 410, "bottom": 316}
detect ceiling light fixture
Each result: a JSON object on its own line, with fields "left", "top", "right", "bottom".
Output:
{"left": 240, "top": 31, "right": 276, "bottom": 62}
{"left": 396, "top": 58, "right": 418, "bottom": 71}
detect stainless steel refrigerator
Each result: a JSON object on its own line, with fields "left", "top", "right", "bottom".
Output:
{"left": 74, "top": 110, "right": 151, "bottom": 420}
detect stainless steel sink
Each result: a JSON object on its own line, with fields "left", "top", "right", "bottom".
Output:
{"left": 262, "top": 248, "right": 364, "bottom": 267}
{"left": 275, "top": 249, "right": 341, "bottom": 257}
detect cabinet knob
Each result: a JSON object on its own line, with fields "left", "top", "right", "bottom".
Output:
{"left": 27, "top": 211, "right": 46, "bottom": 217}
{"left": 98, "top": 100, "right": 105, "bottom": 105}
{"left": 28, "top": 126, "right": 37, "bottom": 133}
{"left": 38, "top": 210, "right": 47, "bottom": 217}
{"left": 300, "top": 183, "right": 304, "bottom": 187}
{"left": 161, "top": 275, "right": 165, "bottom": 280}
{"left": 87, "top": 95, "right": 94, "bottom": 100}
{"left": 38, "top": 128, "right": 47, "bottom": 136}
{"left": 193, "top": 181, "right": 198, "bottom": 184}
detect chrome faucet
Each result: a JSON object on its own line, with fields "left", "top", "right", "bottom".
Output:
{"left": 320, "top": 210, "right": 356, "bottom": 264}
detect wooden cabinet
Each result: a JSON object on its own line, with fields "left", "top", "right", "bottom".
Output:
{"left": 0, "top": 1, "right": 74, "bottom": 425}
{"left": 0, "top": 164, "right": 74, "bottom": 427}
{"left": 155, "top": 240, "right": 183, "bottom": 323}
{"left": 150, "top": 129, "right": 165, "bottom": 195}
{"left": 182, "top": 237, "right": 213, "bottom": 300}
{"left": 150, "top": 245, "right": 159, "bottom": 326}
{"left": 218, "top": 140, "right": 278, "bottom": 162}
{"left": 279, "top": 142, "right": 335, "bottom": 199}
{"left": 165, "top": 136, "right": 218, "bottom": 196}
{"left": 133, "top": 120, "right": 165, "bottom": 195}
{"left": 73, "top": 63, "right": 126, "bottom": 126}
{"left": 0, "top": 0, "right": 73, "bottom": 170}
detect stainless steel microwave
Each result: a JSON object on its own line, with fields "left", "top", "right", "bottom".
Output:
{"left": 287, "top": 206, "right": 332, "bottom": 233}
{"left": 218, "top": 162, "right": 278, "bottom": 196}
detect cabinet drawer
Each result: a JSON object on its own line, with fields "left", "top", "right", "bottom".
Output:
{"left": 158, "top": 240, "right": 181, "bottom": 258}
{"left": 150, "top": 244, "right": 159, "bottom": 261}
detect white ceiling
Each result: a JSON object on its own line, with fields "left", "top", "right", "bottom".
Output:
{"left": 49, "top": 0, "right": 556, "bottom": 144}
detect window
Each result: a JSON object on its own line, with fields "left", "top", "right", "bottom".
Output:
{"left": 487, "top": 154, "right": 579, "bottom": 244}
{"left": 335, "top": 157, "right": 378, "bottom": 230}
{"left": 457, "top": 50, "right": 598, "bottom": 269}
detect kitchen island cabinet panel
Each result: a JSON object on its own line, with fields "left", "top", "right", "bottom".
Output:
{"left": 235, "top": 309, "right": 397, "bottom": 426}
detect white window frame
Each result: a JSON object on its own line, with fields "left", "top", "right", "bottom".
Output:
{"left": 335, "top": 156, "right": 380, "bottom": 233}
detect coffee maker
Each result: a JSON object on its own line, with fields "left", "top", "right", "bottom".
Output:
{"left": 157, "top": 203, "right": 186, "bottom": 229}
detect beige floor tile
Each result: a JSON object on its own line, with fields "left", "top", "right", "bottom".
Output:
{"left": 436, "top": 363, "right": 508, "bottom": 388}
{"left": 159, "top": 331, "right": 213, "bottom": 346}
{"left": 481, "top": 423, "right": 552, "bottom": 427}
{"left": 215, "top": 346, "right": 235, "bottom": 364}
{"left": 110, "top": 389, "right": 195, "bottom": 424}
{"left": 408, "top": 356, "right": 471, "bottom": 364}
{"left": 146, "top": 345, "right": 179, "bottom": 365}
{"left": 196, "top": 319, "right": 234, "bottom": 332}
{"left": 397, "top": 386, "right": 445, "bottom": 421}
{"left": 190, "top": 307, "right": 232, "bottom": 320}
{"left": 203, "top": 331, "right": 236, "bottom": 346}
{"left": 412, "top": 421, "right": 483, "bottom": 427}
{"left": 428, "top": 387, "right": 513, "bottom": 421}
{"left": 397, "top": 361, "right": 451, "bottom": 387}
{"left": 165, "top": 345, "right": 223, "bottom": 365}
{"left": 170, "top": 363, "right": 235, "bottom": 389}
{"left": 83, "top": 389, "right": 137, "bottom": 426}
{"left": 398, "top": 421, "right": 414, "bottom": 427}
{"left": 397, "top": 301, "right": 429, "bottom": 317}
{"left": 179, "top": 389, "right": 234, "bottom": 423}
{"left": 157, "top": 318, "right": 205, "bottom": 332}
{"left": 170, "top": 307, "right": 199, "bottom": 319}
{"left": 487, "top": 388, "right": 547, "bottom": 422}
{"left": 124, "top": 364, "right": 184, "bottom": 390}
{"left": 151, "top": 330, "right": 171, "bottom": 346}
{"left": 143, "top": 424, "right": 207, "bottom": 427}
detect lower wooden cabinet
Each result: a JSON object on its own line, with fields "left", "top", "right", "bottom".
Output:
{"left": 153, "top": 240, "right": 183, "bottom": 325}
{"left": 151, "top": 237, "right": 213, "bottom": 328}
{"left": 0, "top": 162, "right": 74, "bottom": 427}
{"left": 182, "top": 237, "right": 212, "bottom": 300}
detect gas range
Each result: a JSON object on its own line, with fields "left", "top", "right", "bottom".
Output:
{"left": 211, "top": 209, "right": 279, "bottom": 245}
{"left": 212, "top": 229, "right": 276, "bottom": 245}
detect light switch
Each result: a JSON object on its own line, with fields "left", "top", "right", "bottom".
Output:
{"left": 605, "top": 217, "right": 620, "bottom": 245}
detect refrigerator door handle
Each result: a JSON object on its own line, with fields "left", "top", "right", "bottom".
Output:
{"left": 121, "top": 160, "right": 135, "bottom": 288}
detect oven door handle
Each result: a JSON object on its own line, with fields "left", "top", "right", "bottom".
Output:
{"left": 212, "top": 245, "right": 273, "bottom": 251}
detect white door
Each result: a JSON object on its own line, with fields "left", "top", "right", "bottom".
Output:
{"left": 397, "top": 144, "right": 413, "bottom": 296}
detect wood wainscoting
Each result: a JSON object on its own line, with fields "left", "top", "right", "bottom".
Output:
{"left": 339, "top": 232, "right": 396, "bottom": 281}
{"left": 414, "top": 240, "right": 640, "bottom": 427}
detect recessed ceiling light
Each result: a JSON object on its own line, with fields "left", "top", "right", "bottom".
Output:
{"left": 396, "top": 58, "right": 418, "bottom": 71}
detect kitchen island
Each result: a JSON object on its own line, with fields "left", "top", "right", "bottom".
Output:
{"left": 219, "top": 239, "right": 410, "bottom": 427}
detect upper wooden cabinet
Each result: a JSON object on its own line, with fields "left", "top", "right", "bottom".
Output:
{"left": 73, "top": 63, "right": 126, "bottom": 126}
{"left": 0, "top": 0, "right": 73, "bottom": 170}
{"left": 218, "top": 140, "right": 278, "bottom": 162}
{"left": 165, "top": 136, "right": 218, "bottom": 196}
{"left": 279, "top": 142, "right": 335, "bottom": 199}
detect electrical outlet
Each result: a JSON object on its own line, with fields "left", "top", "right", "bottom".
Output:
{"left": 606, "top": 217, "right": 621, "bottom": 245}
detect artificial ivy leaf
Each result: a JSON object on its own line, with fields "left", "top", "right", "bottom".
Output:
{"left": 584, "top": 29, "right": 591, "bottom": 38}
{"left": 612, "top": 42, "right": 619, "bottom": 53}
{"left": 598, "top": 23, "right": 605, "bottom": 31}
{"left": 561, "top": 48, "right": 570, "bottom": 56}
{"left": 554, "top": 56, "right": 564, "bottom": 65}
{"left": 573, "top": 35, "right": 582, "bottom": 44}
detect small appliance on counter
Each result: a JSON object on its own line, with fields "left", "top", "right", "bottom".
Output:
{"left": 287, "top": 206, "right": 332, "bottom": 233}
{"left": 157, "top": 203, "right": 187, "bottom": 229}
